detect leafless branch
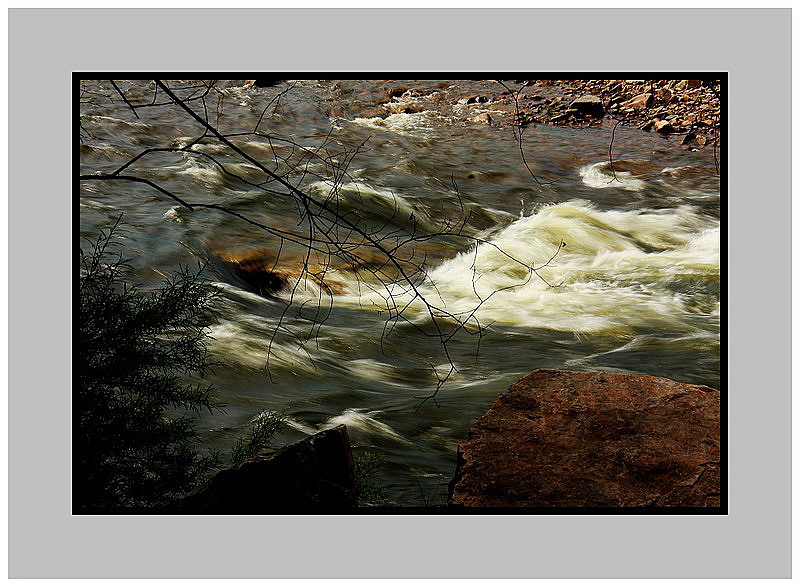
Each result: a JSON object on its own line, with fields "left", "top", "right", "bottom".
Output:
{"left": 80, "top": 79, "right": 568, "bottom": 406}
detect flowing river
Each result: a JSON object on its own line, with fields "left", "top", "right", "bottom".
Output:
{"left": 79, "top": 79, "right": 721, "bottom": 506}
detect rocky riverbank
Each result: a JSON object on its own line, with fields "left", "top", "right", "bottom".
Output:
{"left": 362, "top": 78, "right": 721, "bottom": 153}
{"left": 505, "top": 79, "right": 721, "bottom": 149}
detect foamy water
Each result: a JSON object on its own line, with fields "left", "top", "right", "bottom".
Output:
{"left": 328, "top": 200, "right": 719, "bottom": 335}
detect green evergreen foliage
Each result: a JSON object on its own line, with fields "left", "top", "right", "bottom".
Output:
{"left": 230, "top": 411, "right": 286, "bottom": 466}
{"left": 77, "top": 220, "right": 222, "bottom": 511}
{"left": 354, "top": 450, "right": 388, "bottom": 505}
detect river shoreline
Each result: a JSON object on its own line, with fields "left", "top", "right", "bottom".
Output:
{"left": 355, "top": 78, "right": 721, "bottom": 154}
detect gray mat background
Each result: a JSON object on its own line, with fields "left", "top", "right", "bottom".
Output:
{"left": 9, "top": 8, "right": 790, "bottom": 579}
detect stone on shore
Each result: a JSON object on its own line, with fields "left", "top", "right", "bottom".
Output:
{"left": 653, "top": 119, "right": 675, "bottom": 133}
{"left": 448, "top": 369, "right": 720, "bottom": 508}
{"left": 621, "top": 92, "right": 654, "bottom": 110}
{"left": 166, "top": 425, "right": 358, "bottom": 513}
{"left": 569, "top": 94, "right": 604, "bottom": 118}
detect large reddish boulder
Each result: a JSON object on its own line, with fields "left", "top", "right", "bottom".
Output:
{"left": 449, "top": 369, "right": 720, "bottom": 508}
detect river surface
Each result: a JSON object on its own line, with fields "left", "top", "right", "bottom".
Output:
{"left": 79, "top": 79, "right": 721, "bottom": 506}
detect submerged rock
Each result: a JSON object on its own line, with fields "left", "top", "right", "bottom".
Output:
{"left": 471, "top": 112, "right": 493, "bottom": 124}
{"left": 210, "top": 246, "right": 348, "bottom": 297}
{"left": 166, "top": 425, "right": 358, "bottom": 513}
{"left": 211, "top": 247, "right": 290, "bottom": 296}
{"left": 449, "top": 369, "right": 720, "bottom": 508}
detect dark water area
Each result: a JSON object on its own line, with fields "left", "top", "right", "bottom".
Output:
{"left": 79, "top": 79, "right": 721, "bottom": 506}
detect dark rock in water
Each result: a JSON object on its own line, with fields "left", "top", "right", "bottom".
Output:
{"left": 448, "top": 369, "right": 720, "bottom": 508}
{"left": 211, "top": 246, "right": 350, "bottom": 297}
{"left": 210, "top": 248, "right": 289, "bottom": 297}
{"left": 569, "top": 94, "right": 604, "bottom": 118}
{"left": 230, "top": 260, "right": 288, "bottom": 295}
{"left": 166, "top": 425, "right": 358, "bottom": 514}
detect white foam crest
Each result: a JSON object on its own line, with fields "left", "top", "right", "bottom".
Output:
{"left": 661, "top": 166, "right": 692, "bottom": 175}
{"left": 588, "top": 225, "right": 720, "bottom": 277}
{"left": 580, "top": 162, "right": 647, "bottom": 191}
{"left": 321, "top": 408, "right": 411, "bottom": 445}
{"left": 566, "top": 331, "right": 720, "bottom": 368}
{"left": 188, "top": 142, "right": 230, "bottom": 155}
{"left": 306, "top": 180, "right": 420, "bottom": 221}
{"left": 80, "top": 199, "right": 117, "bottom": 211}
{"left": 347, "top": 358, "right": 400, "bottom": 383}
{"left": 179, "top": 160, "right": 226, "bottom": 187}
{"left": 80, "top": 143, "right": 131, "bottom": 160}
{"left": 162, "top": 206, "right": 184, "bottom": 223}
{"left": 349, "top": 111, "right": 444, "bottom": 137}
{"left": 282, "top": 416, "right": 317, "bottom": 436}
{"left": 336, "top": 201, "right": 719, "bottom": 335}
{"left": 82, "top": 114, "right": 151, "bottom": 130}
{"left": 207, "top": 320, "right": 321, "bottom": 373}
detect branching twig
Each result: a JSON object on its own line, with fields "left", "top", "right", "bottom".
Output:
{"left": 80, "top": 78, "right": 569, "bottom": 406}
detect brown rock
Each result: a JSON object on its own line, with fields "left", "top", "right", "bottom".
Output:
{"left": 385, "top": 102, "right": 420, "bottom": 115}
{"left": 653, "top": 120, "right": 674, "bottom": 133}
{"left": 471, "top": 112, "right": 493, "bottom": 124}
{"left": 695, "top": 135, "right": 708, "bottom": 146}
{"left": 167, "top": 425, "right": 358, "bottom": 513}
{"left": 676, "top": 79, "right": 702, "bottom": 90}
{"left": 621, "top": 92, "right": 654, "bottom": 110}
{"left": 569, "top": 94, "right": 604, "bottom": 118}
{"left": 388, "top": 87, "right": 408, "bottom": 99}
{"left": 448, "top": 369, "right": 720, "bottom": 508}
{"left": 212, "top": 247, "right": 346, "bottom": 296}
{"left": 212, "top": 248, "right": 290, "bottom": 296}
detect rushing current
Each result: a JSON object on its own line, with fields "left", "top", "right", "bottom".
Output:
{"left": 79, "top": 80, "right": 721, "bottom": 506}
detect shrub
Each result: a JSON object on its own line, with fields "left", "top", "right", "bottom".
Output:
{"left": 354, "top": 450, "right": 388, "bottom": 505}
{"left": 76, "top": 220, "right": 222, "bottom": 511}
{"left": 230, "top": 411, "right": 286, "bottom": 466}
